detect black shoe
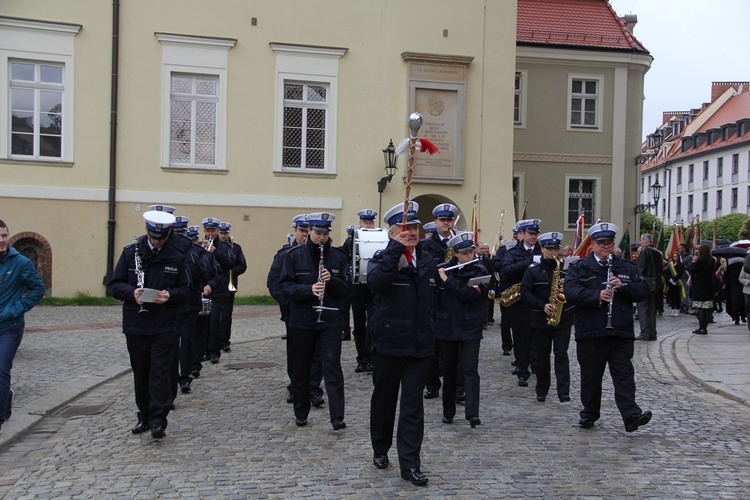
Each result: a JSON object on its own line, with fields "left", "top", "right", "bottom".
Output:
{"left": 455, "top": 392, "right": 465, "bottom": 404}
{"left": 468, "top": 416, "right": 481, "bottom": 428}
{"left": 401, "top": 468, "right": 429, "bottom": 486}
{"left": 511, "top": 368, "right": 519, "bottom": 375}
{"left": 373, "top": 455, "right": 389, "bottom": 469}
{"left": 281, "top": 334, "right": 287, "bottom": 340}
{"left": 635, "top": 335, "right": 649, "bottom": 341}
{"left": 5, "top": 389, "right": 12, "bottom": 421}
{"left": 131, "top": 421, "right": 148, "bottom": 435}
{"left": 536, "top": 395, "right": 546, "bottom": 402}
{"left": 179, "top": 381, "right": 191, "bottom": 394}
{"left": 502, "top": 350, "right": 511, "bottom": 356}
{"left": 286, "top": 393, "right": 294, "bottom": 404}
{"left": 190, "top": 370, "right": 200, "bottom": 379}
{"left": 311, "top": 395, "right": 325, "bottom": 408}
{"left": 151, "top": 424, "right": 166, "bottom": 439}
{"left": 363, "top": 363, "right": 373, "bottom": 373}
{"left": 424, "top": 389, "right": 439, "bottom": 399}
{"left": 559, "top": 395, "right": 571, "bottom": 403}
{"left": 442, "top": 416, "right": 453, "bottom": 424}
{"left": 692, "top": 329, "right": 708, "bottom": 335}
{"left": 295, "top": 418, "right": 308, "bottom": 427}
{"left": 222, "top": 345, "right": 231, "bottom": 353}
{"left": 331, "top": 419, "right": 346, "bottom": 430}
{"left": 354, "top": 364, "right": 365, "bottom": 373}
{"left": 168, "top": 403, "right": 175, "bottom": 411}
{"left": 578, "top": 417, "right": 595, "bottom": 429}
{"left": 518, "top": 378, "right": 528, "bottom": 387}
{"left": 210, "top": 354, "right": 220, "bottom": 364}
{"left": 342, "top": 332, "right": 351, "bottom": 341}
{"left": 625, "top": 410, "right": 652, "bottom": 432}
{"left": 487, "top": 318, "right": 495, "bottom": 324}
{"left": 511, "top": 360, "right": 517, "bottom": 366}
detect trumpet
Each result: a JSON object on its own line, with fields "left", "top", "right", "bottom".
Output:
{"left": 203, "top": 235, "right": 214, "bottom": 253}
{"left": 228, "top": 235, "right": 237, "bottom": 292}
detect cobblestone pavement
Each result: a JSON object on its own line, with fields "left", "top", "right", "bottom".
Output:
{"left": 0, "top": 305, "right": 748, "bottom": 497}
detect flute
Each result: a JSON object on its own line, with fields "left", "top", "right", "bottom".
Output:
{"left": 439, "top": 257, "right": 481, "bottom": 271}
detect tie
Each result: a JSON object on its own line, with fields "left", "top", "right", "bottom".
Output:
{"left": 404, "top": 248, "right": 413, "bottom": 264}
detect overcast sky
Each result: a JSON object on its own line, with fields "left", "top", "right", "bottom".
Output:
{"left": 608, "top": 0, "right": 750, "bottom": 139}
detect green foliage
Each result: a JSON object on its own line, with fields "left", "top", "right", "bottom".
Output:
{"left": 738, "top": 217, "right": 750, "bottom": 240}
{"left": 233, "top": 295, "right": 278, "bottom": 306}
{"left": 698, "top": 213, "right": 748, "bottom": 241}
{"left": 638, "top": 213, "right": 663, "bottom": 239}
{"left": 40, "top": 292, "right": 119, "bottom": 306}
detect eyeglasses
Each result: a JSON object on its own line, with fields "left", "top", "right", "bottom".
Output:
{"left": 437, "top": 217, "right": 453, "bottom": 222}
{"left": 595, "top": 240, "right": 614, "bottom": 247}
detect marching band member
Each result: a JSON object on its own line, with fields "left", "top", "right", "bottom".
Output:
{"left": 565, "top": 222, "right": 652, "bottom": 432}
{"left": 202, "top": 217, "right": 235, "bottom": 364}
{"left": 435, "top": 232, "right": 488, "bottom": 428}
{"left": 278, "top": 213, "right": 350, "bottom": 430}
{"left": 492, "top": 227, "right": 518, "bottom": 356}
{"left": 218, "top": 222, "right": 247, "bottom": 352}
{"left": 476, "top": 242, "right": 495, "bottom": 327}
{"left": 108, "top": 211, "right": 190, "bottom": 439}
{"left": 520, "top": 231, "right": 574, "bottom": 403}
{"left": 501, "top": 219, "right": 542, "bottom": 386}
{"left": 367, "top": 201, "right": 436, "bottom": 486}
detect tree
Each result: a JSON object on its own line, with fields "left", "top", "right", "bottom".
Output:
{"left": 739, "top": 216, "right": 750, "bottom": 240}
{"left": 698, "top": 213, "right": 748, "bottom": 241}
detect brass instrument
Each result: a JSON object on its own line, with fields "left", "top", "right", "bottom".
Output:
{"left": 444, "top": 228, "right": 457, "bottom": 262}
{"left": 227, "top": 235, "right": 237, "bottom": 292}
{"left": 497, "top": 282, "right": 521, "bottom": 306}
{"left": 132, "top": 236, "right": 148, "bottom": 314}
{"left": 546, "top": 258, "right": 566, "bottom": 327}
{"left": 491, "top": 210, "right": 505, "bottom": 257}
{"left": 202, "top": 235, "right": 214, "bottom": 253}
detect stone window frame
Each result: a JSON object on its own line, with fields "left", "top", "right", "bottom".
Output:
{"left": 564, "top": 174, "right": 600, "bottom": 229}
{"left": 567, "top": 74, "right": 603, "bottom": 132}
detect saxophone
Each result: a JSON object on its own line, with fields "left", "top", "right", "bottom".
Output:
{"left": 444, "top": 228, "right": 457, "bottom": 262}
{"left": 546, "top": 258, "right": 566, "bottom": 326}
{"left": 498, "top": 282, "right": 521, "bottom": 306}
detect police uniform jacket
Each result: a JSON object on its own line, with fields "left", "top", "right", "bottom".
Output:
{"left": 108, "top": 235, "right": 191, "bottom": 335}
{"left": 564, "top": 253, "right": 648, "bottom": 340}
{"left": 267, "top": 242, "right": 293, "bottom": 322}
{"left": 491, "top": 242, "right": 512, "bottom": 293}
{"left": 367, "top": 239, "right": 437, "bottom": 358}
{"left": 520, "top": 258, "right": 574, "bottom": 330}
{"left": 187, "top": 244, "right": 225, "bottom": 313}
{"left": 434, "top": 258, "right": 487, "bottom": 342}
{"left": 500, "top": 240, "right": 542, "bottom": 307}
{"left": 422, "top": 231, "right": 449, "bottom": 263}
{"left": 340, "top": 234, "right": 371, "bottom": 298}
{"left": 227, "top": 240, "right": 247, "bottom": 290}
{"left": 278, "top": 238, "right": 350, "bottom": 330}
{"left": 211, "top": 237, "right": 236, "bottom": 274}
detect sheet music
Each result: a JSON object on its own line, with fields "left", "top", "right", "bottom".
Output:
{"left": 137, "top": 288, "right": 161, "bottom": 303}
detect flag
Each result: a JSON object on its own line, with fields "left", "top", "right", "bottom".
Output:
{"left": 520, "top": 198, "right": 528, "bottom": 220}
{"left": 618, "top": 221, "right": 631, "bottom": 261}
{"left": 573, "top": 234, "right": 593, "bottom": 258}
{"left": 684, "top": 219, "right": 695, "bottom": 252}
{"left": 573, "top": 213, "right": 585, "bottom": 251}
{"left": 471, "top": 195, "right": 479, "bottom": 244}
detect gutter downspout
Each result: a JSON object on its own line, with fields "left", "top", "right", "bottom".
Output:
{"left": 103, "top": 0, "right": 120, "bottom": 289}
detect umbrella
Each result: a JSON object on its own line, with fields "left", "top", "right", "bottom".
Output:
{"left": 712, "top": 246, "right": 748, "bottom": 258}
{"left": 702, "top": 238, "right": 732, "bottom": 248}
{"left": 730, "top": 239, "right": 750, "bottom": 249}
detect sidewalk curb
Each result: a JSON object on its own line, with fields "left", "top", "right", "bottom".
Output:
{"left": 673, "top": 325, "right": 750, "bottom": 408}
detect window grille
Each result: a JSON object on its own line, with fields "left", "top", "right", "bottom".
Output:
{"left": 282, "top": 82, "right": 328, "bottom": 169}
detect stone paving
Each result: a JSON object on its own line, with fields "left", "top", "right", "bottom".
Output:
{"left": 0, "top": 305, "right": 748, "bottom": 497}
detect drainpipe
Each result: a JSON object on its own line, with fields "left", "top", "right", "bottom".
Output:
{"left": 103, "top": 0, "right": 120, "bottom": 289}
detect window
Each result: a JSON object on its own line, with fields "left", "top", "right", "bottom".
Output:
{"left": 732, "top": 154, "right": 739, "bottom": 174}
{"left": 568, "top": 75, "right": 602, "bottom": 130}
{"left": 9, "top": 61, "right": 63, "bottom": 158}
{"left": 676, "top": 166, "right": 682, "bottom": 185}
{"left": 282, "top": 82, "right": 328, "bottom": 170}
{"left": 702, "top": 192, "right": 708, "bottom": 212}
{"left": 169, "top": 74, "right": 218, "bottom": 167}
{"left": 703, "top": 161, "right": 709, "bottom": 180}
{"left": 716, "top": 190, "right": 722, "bottom": 209}
{"left": 514, "top": 71, "right": 527, "bottom": 126}
{"left": 272, "top": 44, "right": 346, "bottom": 175}
{"left": 717, "top": 157, "right": 723, "bottom": 177}
{"left": 731, "top": 187, "right": 738, "bottom": 209}
{"left": 747, "top": 186, "right": 750, "bottom": 207}
{"left": 676, "top": 196, "right": 682, "bottom": 215}
{"left": 688, "top": 194, "right": 694, "bottom": 214}
{"left": 0, "top": 18, "right": 80, "bottom": 162}
{"left": 567, "top": 178, "right": 596, "bottom": 228}
{"left": 641, "top": 177, "right": 644, "bottom": 194}
{"left": 688, "top": 164, "right": 694, "bottom": 183}
{"left": 156, "top": 33, "right": 235, "bottom": 170}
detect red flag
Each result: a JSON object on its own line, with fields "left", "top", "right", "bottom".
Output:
{"left": 573, "top": 234, "right": 593, "bottom": 258}
{"left": 573, "top": 213, "right": 585, "bottom": 252}
{"left": 471, "top": 196, "right": 479, "bottom": 244}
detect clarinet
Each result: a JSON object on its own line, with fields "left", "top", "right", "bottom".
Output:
{"left": 312, "top": 243, "right": 338, "bottom": 323}
{"left": 605, "top": 252, "right": 614, "bottom": 329}
{"left": 133, "top": 236, "right": 148, "bottom": 314}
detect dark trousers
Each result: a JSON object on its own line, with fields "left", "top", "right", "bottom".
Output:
{"left": 126, "top": 329, "right": 178, "bottom": 429}
{"left": 439, "top": 339, "right": 481, "bottom": 420}
{"left": 192, "top": 313, "right": 209, "bottom": 373}
{"left": 285, "top": 323, "right": 323, "bottom": 398}
{"left": 288, "top": 327, "right": 344, "bottom": 422}
{"left": 499, "top": 305, "right": 513, "bottom": 352}
{"left": 486, "top": 298, "right": 495, "bottom": 323}
{"left": 532, "top": 326, "right": 571, "bottom": 399}
{"left": 351, "top": 294, "right": 372, "bottom": 366}
{"left": 370, "top": 354, "right": 430, "bottom": 472}
{"left": 221, "top": 291, "right": 236, "bottom": 347}
{"left": 576, "top": 336, "right": 641, "bottom": 423}
{"left": 208, "top": 295, "right": 231, "bottom": 357}
{"left": 177, "top": 312, "right": 197, "bottom": 383}
{"left": 510, "top": 306, "right": 533, "bottom": 379}
{"left": 169, "top": 312, "right": 192, "bottom": 402}
{"left": 637, "top": 292, "right": 658, "bottom": 339}
{"left": 425, "top": 342, "right": 442, "bottom": 392}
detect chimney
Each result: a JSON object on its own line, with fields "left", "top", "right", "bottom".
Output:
{"left": 620, "top": 14, "right": 637, "bottom": 34}
{"left": 711, "top": 81, "right": 749, "bottom": 102}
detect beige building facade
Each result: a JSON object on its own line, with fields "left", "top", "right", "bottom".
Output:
{"left": 0, "top": 0, "right": 517, "bottom": 296}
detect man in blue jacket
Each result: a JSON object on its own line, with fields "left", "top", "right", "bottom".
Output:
{"left": 367, "top": 201, "right": 436, "bottom": 486}
{"left": 0, "top": 219, "right": 45, "bottom": 432}
{"left": 565, "top": 222, "right": 653, "bottom": 432}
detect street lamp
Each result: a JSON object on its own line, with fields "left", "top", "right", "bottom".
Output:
{"left": 634, "top": 180, "right": 663, "bottom": 215}
{"left": 377, "top": 139, "right": 399, "bottom": 224}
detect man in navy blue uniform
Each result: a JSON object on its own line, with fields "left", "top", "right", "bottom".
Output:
{"left": 108, "top": 211, "right": 190, "bottom": 439}
{"left": 202, "top": 217, "right": 235, "bottom": 364}
{"left": 492, "top": 227, "right": 518, "bottom": 356}
{"left": 367, "top": 201, "right": 436, "bottom": 486}
{"left": 565, "top": 222, "right": 653, "bottom": 432}
{"left": 218, "top": 222, "right": 247, "bottom": 352}
{"left": 501, "top": 219, "right": 543, "bottom": 386}
{"left": 278, "top": 212, "right": 350, "bottom": 430}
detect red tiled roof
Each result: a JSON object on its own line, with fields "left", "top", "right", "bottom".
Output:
{"left": 698, "top": 90, "right": 750, "bottom": 132}
{"left": 517, "top": 0, "right": 649, "bottom": 54}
